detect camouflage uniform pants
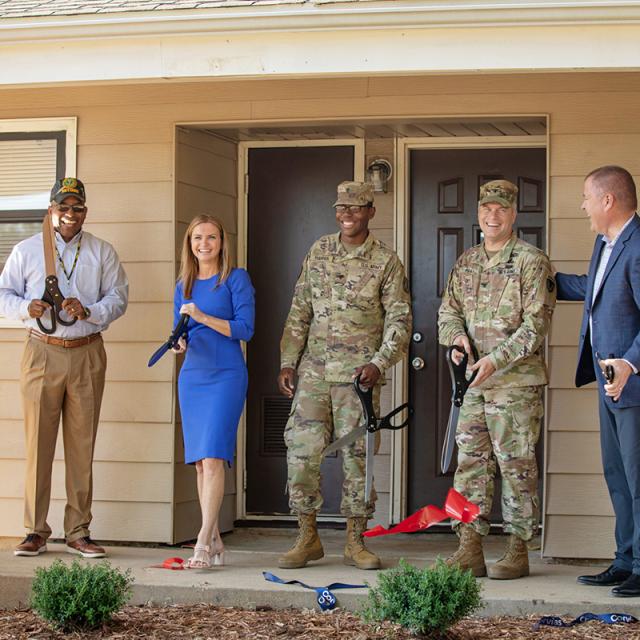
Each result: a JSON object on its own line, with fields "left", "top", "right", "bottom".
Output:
{"left": 284, "top": 375, "right": 380, "bottom": 517}
{"left": 453, "top": 385, "right": 543, "bottom": 540}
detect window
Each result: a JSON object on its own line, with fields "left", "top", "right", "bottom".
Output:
{"left": 0, "top": 117, "right": 76, "bottom": 326}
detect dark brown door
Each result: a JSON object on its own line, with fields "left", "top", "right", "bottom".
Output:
{"left": 245, "top": 145, "right": 355, "bottom": 515}
{"left": 407, "top": 147, "right": 546, "bottom": 516}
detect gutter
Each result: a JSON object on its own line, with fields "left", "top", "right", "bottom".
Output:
{"left": 1, "top": 1, "right": 640, "bottom": 42}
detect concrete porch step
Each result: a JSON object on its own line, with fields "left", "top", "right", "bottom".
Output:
{"left": 2, "top": 529, "right": 639, "bottom": 619}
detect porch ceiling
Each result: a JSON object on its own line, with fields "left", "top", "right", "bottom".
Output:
{"left": 198, "top": 118, "right": 547, "bottom": 142}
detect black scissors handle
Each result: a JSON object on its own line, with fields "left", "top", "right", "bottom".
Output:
{"left": 353, "top": 375, "right": 377, "bottom": 431}
{"left": 35, "top": 275, "right": 77, "bottom": 335}
{"left": 446, "top": 344, "right": 479, "bottom": 407}
{"left": 168, "top": 313, "right": 190, "bottom": 349}
{"left": 379, "top": 402, "right": 412, "bottom": 430}
{"left": 596, "top": 351, "right": 618, "bottom": 403}
{"left": 353, "top": 374, "right": 412, "bottom": 433}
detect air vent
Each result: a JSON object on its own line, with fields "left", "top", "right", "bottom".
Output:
{"left": 261, "top": 396, "right": 292, "bottom": 456}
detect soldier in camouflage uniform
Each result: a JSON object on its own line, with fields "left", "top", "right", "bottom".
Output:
{"left": 277, "top": 181, "right": 412, "bottom": 570}
{"left": 437, "top": 179, "right": 556, "bottom": 580}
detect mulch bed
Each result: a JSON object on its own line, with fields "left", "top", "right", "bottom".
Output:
{"left": 1, "top": 606, "right": 640, "bottom": 639}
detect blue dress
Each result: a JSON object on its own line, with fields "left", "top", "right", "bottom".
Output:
{"left": 174, "top": 268, "right": 255, "bottom": 464}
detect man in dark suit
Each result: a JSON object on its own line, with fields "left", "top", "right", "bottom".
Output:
{"left": 556, "top": 165, "right": 640, "bottom": 597}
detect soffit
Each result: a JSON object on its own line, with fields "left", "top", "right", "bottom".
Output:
{"left": 198, "top": 118, "right": 547, "bottom": 141}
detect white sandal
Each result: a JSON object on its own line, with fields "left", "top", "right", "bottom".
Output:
{"left": 210, "top": 533, "right": 225, "bottom": 566}
{"left": 186, "top": 543, "right": 211, "bottom": 569}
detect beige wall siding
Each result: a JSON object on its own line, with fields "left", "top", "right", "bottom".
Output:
{"left": 174, "top": 128, "right": 238, "bottom": 541}
{"left": 0, "top": 71, "right": 637, "bottom": 552}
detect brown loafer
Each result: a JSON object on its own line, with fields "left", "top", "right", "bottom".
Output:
{"left": 14, "top": 533, "right": 47, "bottom": 557}
{"left": 66, "top": 536, "right": 107, "bottom": 558}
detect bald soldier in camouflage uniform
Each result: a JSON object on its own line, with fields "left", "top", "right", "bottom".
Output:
{"left": 277, "top": 181, "right": 411, "bottom": 570}
{"left": 438, "top": 180, "right": 556, "bottom": 580}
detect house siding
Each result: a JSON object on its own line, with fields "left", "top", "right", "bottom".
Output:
{"left": 0, "top": 71, "right": 635, "bottom": 553}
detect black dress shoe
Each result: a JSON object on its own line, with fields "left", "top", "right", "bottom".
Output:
{"left": 577, "top": 565, "right": 632, "bottom": 586}
{"left": 612, "top": 573, "right": 640, "bottom": 597}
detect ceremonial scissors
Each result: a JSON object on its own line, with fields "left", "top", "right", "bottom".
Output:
{"left": 148, "top": 314, "right": 190, "bottom": 367}
{"left": 596, "top": 352, "right": 618, "bottom": 403}
{"left": 322, "top": 374, "right": 411, "bottom": 503}
{"left": 36, "top": 214, "right": 77, "bottom": 335}
{"left": 441, "top": 344, "right": 479, "bottom": 474}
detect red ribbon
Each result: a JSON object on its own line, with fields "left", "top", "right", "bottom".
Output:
{"left": 149, "top": 557, "right": 185, "bottom": 570}
{"left": 364, "top": 488, "right": 480, "bottom": 537}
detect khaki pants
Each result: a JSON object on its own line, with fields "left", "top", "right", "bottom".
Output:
{"left": 20, "top": 335, "right": 106, "bottom": 542}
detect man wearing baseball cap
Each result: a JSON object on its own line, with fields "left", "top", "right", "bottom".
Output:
{"left": 0, "top": 177, "right": 128, "bottom": 559}
{"left": 438, "top": 179, "right": 556, "bottom": 579}
{"left": 277, "top": 181, "right": 412, "bottom": 570}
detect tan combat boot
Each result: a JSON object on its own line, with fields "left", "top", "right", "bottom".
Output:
{"left": 278, "top": 512, "right": 324, "bottom": 569}
{"left": 487, "top": 534, "right": 529, "bottom": 580}
{"left": 344, "top": 517, "right": 381, "bottom": 570}
{"left": 443, "top": 524, "right": 487, "bottom": 577}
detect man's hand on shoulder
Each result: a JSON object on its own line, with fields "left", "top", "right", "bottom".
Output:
{"left": 278, "top": 367, "right": 297, "bottom": 398}
{"left": 27, "top": 299, "right": 51, "bottom": 319}
{"left": 353, "top": 363, "right": 381, "bottom": 389}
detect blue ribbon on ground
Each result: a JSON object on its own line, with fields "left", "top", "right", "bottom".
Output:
{"left": 535, "top": 612, "right": 638, "bottom": 629}
{"left": 262, "top": 571, "right": 366, "bottom": 610}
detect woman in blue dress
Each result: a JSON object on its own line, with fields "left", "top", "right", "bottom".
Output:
{"left": 172, "top": 214, "right": 255, "bottom": 568}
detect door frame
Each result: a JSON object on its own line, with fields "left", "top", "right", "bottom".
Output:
{"left": 236, "top": 138, "right": 365, "bottom": 521}
{"left": 393, "top": 132, "right": 549, "bottom": 525}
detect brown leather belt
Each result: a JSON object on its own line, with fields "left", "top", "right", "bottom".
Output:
{"left": 28, "top": 329, "right": 101, "bottom": 349}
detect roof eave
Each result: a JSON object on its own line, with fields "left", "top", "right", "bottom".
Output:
{"left": 1, "top": 1, "right": 640, "bottom": 42}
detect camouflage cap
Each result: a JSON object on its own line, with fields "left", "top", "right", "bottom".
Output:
{"left": 333, "top": 181, "right": 374, "bottom": 207}
{"left": 50, "top": 177, "right": 86, "bottom": 204}
{"left": 478, "top": 179, "right": 518, "bottom": 208}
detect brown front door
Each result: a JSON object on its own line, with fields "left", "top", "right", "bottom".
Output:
{"left": 407, "top": 147, "right": 547, "bottom": 516}
{"left": 245, "top": 145, "right": 355, "bottom": 515}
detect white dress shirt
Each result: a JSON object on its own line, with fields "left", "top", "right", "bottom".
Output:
{"left": 0, "top": 229, "right": 128, "bottom": 337}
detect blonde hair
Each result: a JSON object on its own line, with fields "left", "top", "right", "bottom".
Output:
{"left": 179, "top": 215, "right": 233, "bottom": 299}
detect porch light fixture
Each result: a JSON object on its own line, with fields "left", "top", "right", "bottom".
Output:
{"left": 366, "top": 158, "right": 393, "bottom": 193}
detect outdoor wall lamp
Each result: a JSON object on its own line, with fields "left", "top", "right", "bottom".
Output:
{"left": 366, "top": 158, "right": 393, "bottom": 193}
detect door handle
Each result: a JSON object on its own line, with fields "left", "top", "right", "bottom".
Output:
{"left": 411, "top": 357, "right": 425, "bottom": 371}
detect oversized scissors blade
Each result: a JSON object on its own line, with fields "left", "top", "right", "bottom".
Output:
{"left": 148, "top": 342, "right": 171, "bottom": 367}
{"left": 440, "top": 404, "right": 460, "bottom": 474}
{"left": 147, "top": 314, "right": 189, "bottom": 367}
{"left": 322, "top": 424, "right": 366, "bottom": 457}
{"left": 364, "top": 430, "right": 375, "bottom": 503}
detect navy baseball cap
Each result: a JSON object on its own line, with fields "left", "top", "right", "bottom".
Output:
{"left": 50, "top": 177, "right": 86, "bottom": 204}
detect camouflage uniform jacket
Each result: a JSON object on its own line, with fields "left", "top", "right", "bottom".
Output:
{"left": 281, "top": 232, "right": 412, "bottom": 382}
{"left": 438, "top": 234, "right": 556, "bottom": 388}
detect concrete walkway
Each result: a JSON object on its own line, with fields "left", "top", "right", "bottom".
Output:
{"left": 2, "top": 528, "right": 639, "bottom": 618}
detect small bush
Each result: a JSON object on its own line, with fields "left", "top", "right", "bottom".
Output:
{"left": 30, "top": 559, "right": 133, "bottom": 631}
{"left": 361, "top": 558, "right": 482, "bottom": 636}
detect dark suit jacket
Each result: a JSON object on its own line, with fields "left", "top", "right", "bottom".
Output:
{"left": 556, "top": 214, "right": 640, "bottom": 408}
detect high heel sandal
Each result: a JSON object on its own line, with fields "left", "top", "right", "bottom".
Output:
{"left": 186, "top": 543, "right": 211, "bottom": 569}
{"left": 210, "top": 534, "right": 225, "bottom": 567}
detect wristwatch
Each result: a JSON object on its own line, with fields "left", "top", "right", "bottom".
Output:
{"left": 83, "top": 306, "right": 91, "bottom": 320}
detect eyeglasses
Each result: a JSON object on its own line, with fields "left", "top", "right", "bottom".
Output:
{"left": 335, "top": 205, "right": 368, "bottom": 213}
{"left": 55, "top": 204, "right": 87, "bottom": 214}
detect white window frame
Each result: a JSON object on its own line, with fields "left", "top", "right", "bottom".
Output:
{"left": 0, "top": 116, "right": 77, "bottom": 329}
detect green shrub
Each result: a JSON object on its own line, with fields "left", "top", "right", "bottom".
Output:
{"left": 30, "top": 559, "right": 133, "bottom": 631}
{"left": 361, "top": 558, "right": 482, "bottom": 636}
